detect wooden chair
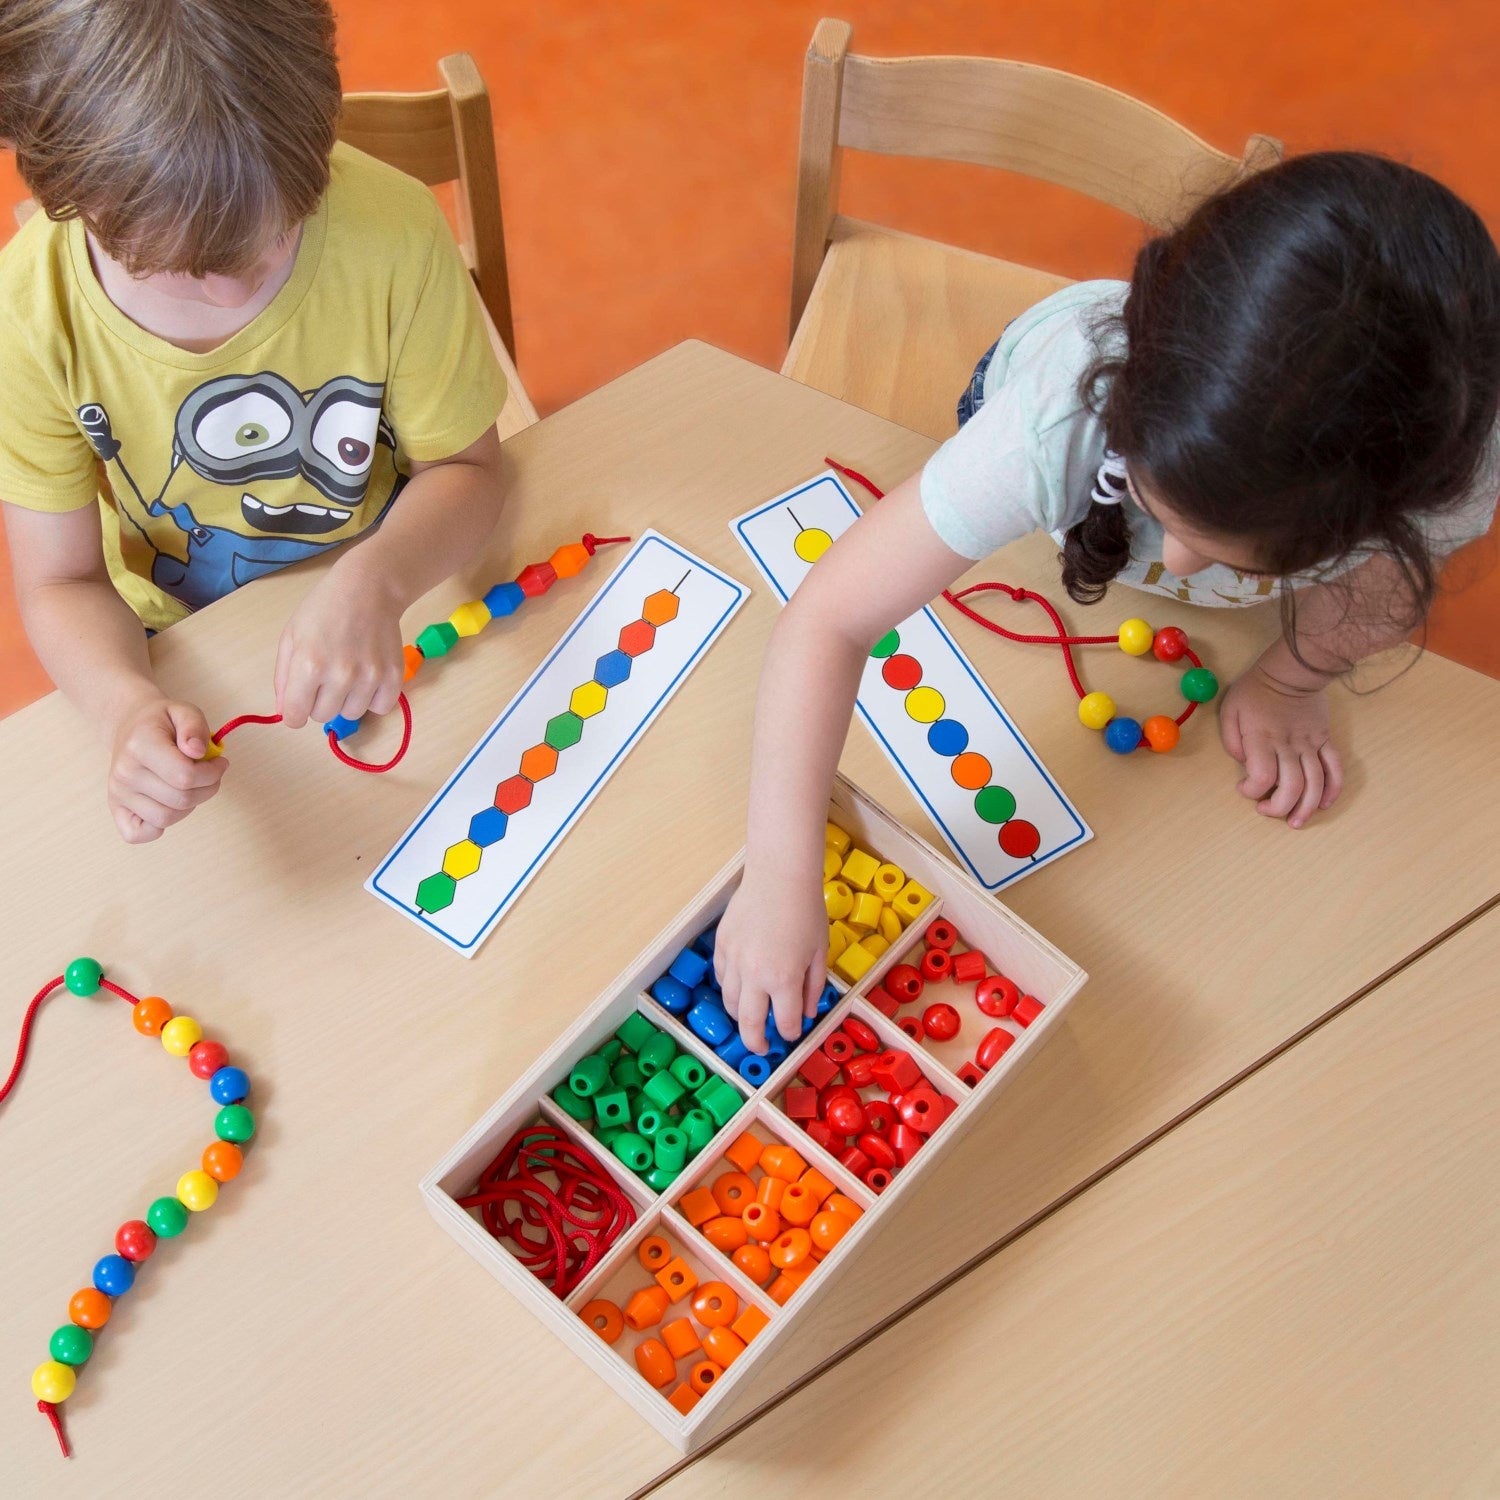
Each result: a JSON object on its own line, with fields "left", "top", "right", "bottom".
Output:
{"left": 785, "top": 20, "right": 1282, "bottom": 440}
{"left": 16, "top": 52, "right": 537, "bottom": 440}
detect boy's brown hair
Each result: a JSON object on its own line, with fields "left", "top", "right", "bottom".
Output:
{"left": 0, "top": 0, "right": 341, "bottom": 277}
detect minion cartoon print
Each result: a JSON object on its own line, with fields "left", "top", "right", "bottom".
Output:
{"left": 77, "top": 372, "right": 407, "bottom": 611}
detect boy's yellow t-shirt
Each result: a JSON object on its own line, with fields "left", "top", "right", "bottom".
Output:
{"left": 0, "top": 143, "right": 508, "bottom": 630}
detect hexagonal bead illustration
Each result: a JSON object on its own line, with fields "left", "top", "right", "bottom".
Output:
{"left": 442, "top": 840, "right": 483, "bottom": 880}
{"left": 494, "top": 775, "right": 534, "bottom": 815}
{"left": 594, "top": 649, "right": 633, "bottom": 688}
{"left": 618, "top": 620, "right": 656, "bottom": 657}
{"left": 519, "top": 743, "right": 559, "bottom": 782}
{"left": 570, "top": 681, "right": 608, "bottom": 719}
{"left": 468, "top": 807, "right": 509, "bottom": 847}
{"left": 544, "top": 712, "right": 584, "bottom": 751}
{"left": 415, "top": 872, "right": 457, "bottom": 913}
{"left": 641, "top": 590, "right": 680, "bottom": 626}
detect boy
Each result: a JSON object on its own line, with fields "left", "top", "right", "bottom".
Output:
{"left": 0, "top": 0, "right": 509, "bottom": 841}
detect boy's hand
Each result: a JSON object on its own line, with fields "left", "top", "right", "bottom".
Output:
{"left": 108, "top": 694, "right": 227, "bottom": 844}
{"left": 1219, "top": 665, "right": 1344, "bottom": 829}
{"left": 714, "top": 872, "right": 829, "bottom": 1054}
{"left": 274, "top": 565, "right": 406, "bottom": 731}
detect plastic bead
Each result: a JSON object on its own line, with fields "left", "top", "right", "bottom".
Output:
{"left": 50, "top": 1323, "right": 93, "bottom": 1366}
{"left": 809, "top": 1209, "right": 854, "bottom": 1254}
{"left": 415, "top": 621, "right": 459, "bottom": 658}
{"left": 203, "top": 1141, "right": 243, "bottom": 1182}
{"left": 859, "top": 1133, "right": 898, "bottom": 1171}
{"left": 1152, "top": 625, "right": 1189, "bottom": 662}
{"left": 64, "top": 957, "right": 103, "bottom": 996}
{"left": 825, "top": 920, "right": 855, "bottom": 965}
{"left": 924, "top": 919, "right": 958, "bottom": 951}
{"left": 402, "top": 643, "right": 423, "bottom": 681}
{"left": 324, "top": 713, "right": 362, "bottom": 742}
{"left": 885, "top": 964, "right": 924, "bottom": 1002}
{"left": 188, "top": 1040, "right": 230, "bottom": 1079}
{"left": 616, "top": 1011, "right": 658, "bottom": 1053}
{"left": 32, "top": 1361, "right": 76, "bottom": 1404}
{"left": 1013, "top": 994, "right": 1046, "bottom": 1027}
{"left": 581, "top": 1299, "right": 624, "bottom": 1343}
{"left": 1105, "top": 717, "right": 1143, "bottom": 754}
{"left": 732, "top": 1304, "right": 769, "bottom": 1344}
{"left": 93, "top": 1254, "right": 135, "bottom": 1297}
{"left": 872, "top": 1050, "right": 922, "bottom": 1093}
{"left": 702, "top": 1215, "right": 750, "bottom": 1253}
{"left": 160, "top": 1015, "right": 203, "bottom": 1057}
{"left": 1078, "top": 691, "right": 1116, "bottom": 730}
{"left": 950, "top": 951, "right": 986, "bottom": 985}
{"left": 839, "top": 848, "right": 880, "bottom": 891}
{"left": 1143, "top": 714, "right": 1181, "bottom": 752}
{"left": 738, "top": 1054, "right": 772, "bottom": 1087}
{"left": 147, "top": 1195, "right": 191, "bottom": 1239}
{"left": 825, "top": 821, "right": 852, "bottom": 857}
{"left": 69, "top": 1287, "right": 111, "bottom": 1329}
{"left": 741, "top": 1202, "right": 780, "bottom": 1241}
{"left": 1118, "top": 618, "right": 1154, "bottom": 656}
{"left": 650, "top": 975, "right": 691, "bottom": 1014}
{"left": 919, "top": 949, "right": 952, "bottom": 983}
{"left": 784, "top": 1085, "right": 818, "bottom": 1120}
{"left": 822, "top": 881, "right": 853, "bottom": 920}
{"left": 823, "top": 847, "right": 842, "bottom": 881}
{"left": 669, "top": 1382, "right": 701, "bottom": 1415}
{"left": 865, "top": 1167, "right": 894, "bottom": 1193}
{"left": 668, "top": 947, "right": 711, "bottom": 988}
{"left": 798, "top": 1049, "right": 840, "bottom": 1090}
{"left": 872, "top": 863, "right": 906, "bottom": 901}
{"left": 839, "top": 1146, "right": 871, "bottom": 1180}
{"left": 1181, "top": 666, "right": 1219, "bottom": 702}
{"left": 890, "top": 880, "right": 935, "bottom": 923}
{"left": 702, "top": 1326, "right": 747, "bottom": 1368}
{"left": 842, "top": 1016, "right": 880, "bottom": 1053}
{"left": 679, "top": 1186, "right": 719, "bottom": 1227}
{"left": 833, "top": 941, "right": 877, "bottom": 984}
{"left": 634, "top": 1337, "right": 676, "bottom": 1388}
{"left": 712, "top": 1171, "right": 755, "bottom": 1215}
{"left": 686, "top": 1002, "right": 733, "bottom": 1048}
{"left": 654, "top": 1127, "right": 689, "bottom": 1174}
{"left": 778, "top": 1182, "right": 819, "bottom": 1227}
{"left": 132, "top": 995, "right": 172, "bottom": 1036}
{"left": 825, "top": 1094, "right": 866, "bottom": 1137}
{"left": 696, "top": 1077, "right": 744, "bottom": 1128}
{"left": 643, "top": 1071, "right": 687, "bottom": 1111}
{"left": 636, "top": 1033, "right": 677, "bottom": 1078}
{"left": 957, "top": 1061, "right": 985, "bottom": 1088}
{"left": 518, "top": 561, "right": 559, "bottom": 597}
{"left": 176, "top": 1169, "right": 219, "bottom": 1212}
{"left": 769, "top": 1228, "right": 812, "bottom": 1270}
{"left": 862, "top": 1100, "right": 896, "bottom": 1135}
{"left": 638, "top": 1235, "right": 673, "bottom": 1273}
{"left": 888, "top": 1122, "right": 924, "bottom": 1165}
{"left": 767, "top": 1273, "right": 803, "bottom": 1306}
{"left": 662, "top": 1316, "right": 702, "bottom": 1359}
{"left": 116, "top": 1219, "right": 156, "bottom": 1262}
{"left": 689, "top": 1359, "right": 724, "bottom": 1394}
{"left": 976, "top": 1027, "right": 1016, "bottom": 1070}
{"left": 733, "top": 1243, "right": 773, "bottom": 1285}
{"left": 691, "top": 1281, "right": 739, "bottom": 1328}
{"left": 569, "top": 1054, "right": 610, "bottom": 1098}
{"left": 551, "top": 1082, "right": 593, "bottom": 1122}
{"left": 760, "top": 1144, "right": 807, "bottom": 1182}
{"left": 624, "top": 1286, "right": 671, "bottom": 1330}
{"left": 919, "top": 1003, "right": 959, "bottom": 1042}
{"left": 681, "top": 1109, "right": 716, "bottom": 1154}
{"left": 975, "top": 974, "right": 1019, "bottom": 1017}
{"left": 593, "top": 1090, "right": 631, "bottom": 1129}
{"left": 655, "top": 1256, "right": 698, "bottom": 1302}
{"left": 848, "top": 892, "right": 884, "bottom": 933}
{"left": 209, "top": 1065, "right": 250, "bottom": 1105}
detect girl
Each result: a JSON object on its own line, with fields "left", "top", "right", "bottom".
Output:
{"left": 717, "top": 152, "right": 1500, "bottom": 1053}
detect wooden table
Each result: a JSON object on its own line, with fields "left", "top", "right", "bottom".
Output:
{"left": 2, "top": 342, "right": 1497, "bottom": 1496}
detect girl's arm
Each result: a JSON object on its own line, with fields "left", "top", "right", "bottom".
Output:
{"left": 273, "top": 425, "right": 505, "bottom": 729}
{"left": 715, "top": 471, "right": 974, "bottom": 1052}
{"left": 4, "top": 500, "right": 226, "bottom": 842}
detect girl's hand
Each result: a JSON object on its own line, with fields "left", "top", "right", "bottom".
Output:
{"left": 1219, "top": 665, "right": 1344, "bottom": 828}
{"left": 274, "top": 563, "right": 406, "bottom": 730}
{"left": 107, "top": 694, "right": 227, "bottom": 844}
{"left": 714, "top": 872, "right": 829, "bottom": 1054}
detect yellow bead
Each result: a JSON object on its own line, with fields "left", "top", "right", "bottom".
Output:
{"left": 176, "top": 1168, "right": 219, "bottom": 1212}
{"left": 822, "top": 848, "right": 841, "bottom": 881}
{"left": 878, "top": 906, "right": 902, "bottom": 943}
{"left": 160, "top": 1015, "right": 203, "bottom": 1057}
{"left": 1078, "top": 691, "right": 1116, "bottom": 730}
{"left": 442, "top": 840, "right": 483, "bottom": 879}
{"left": 32, "top": 1360, "right": 76, "bottom": 1403}
{"left": 891, "top": 879, "right": 935, "bottom": 924}
{"left": 847, "top": 892, "right": 884, "bottom": 934}
{"left": 1117, "top": 618, "right": 1153, "bottom": 656}
{"left": 826, "top": 920, "right": 857, "bottom": 966}
{"left": 823, "top": 881, "right": 853, "bottom": 920}
{"left": 839, "top": 848, "right": 880, "bottom": 891}
{"left": 550, "top": 542, "right": 592, "bottom": 578}
{"left": 860, "top": 933, "right": 889, "bottom": 960}
{"left": 824, "top": 822, "right": 852, "bottom": 857}
{"left": 871, "top": 863, "right": 905, "bottom": 900}
{"left": 200, "top": 740, "right": 223, "bottom": 761}
{"left": 833, "top": 940, "right": 877, "bottom": 984}
{"left": 448, "top": 600, "right": 492, "bottom": 638}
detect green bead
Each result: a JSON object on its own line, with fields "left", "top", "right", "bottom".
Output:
{"left": 973, "top": 785, "right": 1018, "bottom": 825}
{"left": 147, "top": 1196, "right": 190, "bottom": 1238}
{"left": 614, "top": 1012, "right": 658, "bottom": 1054}
{"left": 643, "top": 1071, "right": 687, "bottom": 1111}
{"left": 544, "top": 711, "right": 584, "bottom": 751}
{"left": 415, "top": 872, "right": 457, "bottom": 913}
{"left": 214, "top": 1104, "right": 255, "bottom": 1143}
{"left": 610, "top": 1132, "right": 652, "bottom": 1174}
{"left": 1180, "top": 666, "right": 1219, "bottom": 703}
{"left": 50, "top": 1324, "right": 92, "bottom": 1366}
{"left": 550, "top": 1083, "right": 593, "bottom": 1122}
{"left": 681, "top": 1108, "right": 715, "bottom": 1155}
{"left": 669, "top": 1054, "right": 707, "bottom": 1090}
{"left": 598, "top": 1038, "right": 624, "bottom": 1065}
{"left": 610, "top": 1056, "right": 643, "bottom": 1093}
{"left": 634, "top": 1107, "right": 664, "bottom": 1139}
{"left": 595, "top": 1125, "right": 624, "bottom": 1149}
{"left": 696, "top": 1077, "right": 742, "bottom": 1128}
{"left": 415, "top": 621, "right": 459, "bottom": 658}
{"left": 63, "top": 957, "right": 103, "bottom": 996}
{"left": 870, "top": 629, "right": 900, "bottom": 660}
{"left": 636, "top": 1033, "right": 676, "bottom": 1078}
{"left": 568, "top": 1053, "right": 610, "bottom": 1098}
{"left": 593, "top": 1089, "right": 631, "bottom": 1128}
{"left": 652, "top": 1126, "right": 688, "bottom": 1174}
{"left": 643, "top": 1163, "right": 681, "bottom": 1192}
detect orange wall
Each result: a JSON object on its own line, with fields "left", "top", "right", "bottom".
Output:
{"left": 1, "top": 0, "right": 1496, "bottom": 713}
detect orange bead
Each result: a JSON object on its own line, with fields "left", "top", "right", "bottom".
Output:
{"left": 723, "top": 1132, "right": 764, "bottom": 1175}
{"left": 755, "top": 1176, "right": 786, "bottom": 1210}
{"left": 741, "top": 1201, "right": 780, "bottom": 1242}
{"left": 655, "top": 1256, "right": 698, "bottom": 1302}
{"left": 689, "top": 1359, "right": 723, "bottom": 1395}
{"left": 702, "top": 1326, "right": 747, "bottom": 1368}
{"left": 550, "top": 541, "right": 592, "bottom": 578}
{"left": 637, "top": 1235, "right": 672, "bottom": 1273}
{"left": 634, "top": 1337, "right": 676, "bottom": 1388}
{"left": 810, "top": 1209, "right": 855, "bottom": 1254}
{"left": 668, "top": 1382, "right": 701, "bottom": 1415}
{"left": 731, "top": 1304, "right": 770, "bottom": 1344}
{"left": 701, "top": 1215, "right": 749, "bottom": 1254}
{"left": 69, "top": 1287, "right": 111, "bottom": 1329}
{"left": 624, "top": 1285, "right": 671, "bottom": 1330}
{"left": 690, "top": 1281, "right": 739, "bottom": 1328}
{"left": 778, "top": 1182, "right": 818, "bottom": 1226}
{"left": 733, "top": 1244, "right": 773, "bottom": 1285}
{"left": 825, "top": 1193, "right": 865, "bottom": 1222}
{"left": 767, "top": 1273, "right": 800, "bottom": 1306}
{"left": 202, "top": 1140, "right": 243, "bottom": 1182}
{"left": 759, "top": 1144, "right": 807, "bottom": 1183}
{"left": 580, "top": 1299, "right": 624, "bottom": 1343}
{"left": 711, "top": 1171, "right": 755, "bottom": 1216}
{"left": 798, "top": 1168, "right": 835, "bottom": 1205}
{"left": 1143, "top": 714, "right": 1180, "bottom": 752}
{"left": 402, "top": 644, "right": 423, "bottom": 681}
{"left": 770, "top": 1228, "right": 812, "bottom": 1270}
{"left": 662, "top": 1316, "right": 702, "bottom": 1359}
{"left": 679, "top": 1186, "right": 719, "bottom": 1227}
{"left": 132, "top": 995, "right": 172, "bottom": 1037}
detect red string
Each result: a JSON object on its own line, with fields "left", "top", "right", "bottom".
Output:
{"left": 0, "top": 976, "right": 64, "bottom": 1108}
{"left": 210, "top": 710, "right": 282, "bottom": 741}
{"left": 822, "top": 457, "right": 1201, "bottom": 728}
{"left": 325, "top": 692, "right": 413, "bottom": 773}
{"left": 38, "top": 1401, "right": 69, "bottom": 1458}
{"left": 583, "top": 533, "right": 631, "bottom": 553}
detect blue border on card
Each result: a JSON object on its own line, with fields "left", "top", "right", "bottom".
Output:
{"left": 732, "top": 475, "right": 1088, "bottom": 890}
{"left": 371, "top": 534, "right": 747, "bottom": 948}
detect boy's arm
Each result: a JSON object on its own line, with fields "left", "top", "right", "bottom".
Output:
{"left": 273, "top": 424, "right": 504, "bottom": 728}
{"left": 4, "top": 500, "right": 225, "bottom": 841}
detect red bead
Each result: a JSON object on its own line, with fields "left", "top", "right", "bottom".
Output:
{"left": 818, "top": 1083, "right": 860, "bottom": 1117}
{"left": 1013, "top": 994, "right": 1045, "bottom": 1027}
{"left": 885, "top": 964, "right": 924, "bottom": 1002}
{"left": 822, "top": 1030, "right": 856, "bottom": 1065}
{"left": 784, "top": 1086, "right": 818, "bottom": 1121}
{"left": 866, "top": 985, "right": 899, "bottom": 1018}
{"left": 842, "top": 1017, "right": 880, "bottom": 1053}
{"left": 975, "top": 974, "right": 1019, "bottom": 1018}
{"left": 865, "top": 1167, "right": 893, "bottom": 1193}
{"left": 888, "top": 1122, "right": 924, "bottom": 1165}
{"left": 924, "top": 919, "right": 957, "bottom": 950}
{"left": 188, "top": 1040, "right": 229, "bottom": 1079}
{"left": 871, "top": 1050, "right": 921, "bottom": 1093}
{"left": 897, "top": 1015, "right": 925, "bottom": 1042}
{"left": 936, "top": 1093, "right": 959, "bottom": 1124}
{"left": 862, "top": 1099, "right": 896, "bottom": 1135}
{"left": 957, "top": 1062, "right": 985, "bottom": 1088}
{"left": 517, "top": 561, "right": 558, "bottom": 597}
{"left": 799, "top": 1050, "right": 840, "bottom": 1090}
{"left": 998, "top": 820, "right": 1042, "bottom": 859}
{"left": 115, "top": 1219, "right": 157, "bottom": 1262}
{"left": 919, "top": 949, "right": 952, "bottom": 983}
{"left": 825, "top": 1095, "right": 867, "bottom": 1137}
{"left": 898, "top": 1086, "right": 943, "bottom": 1136}
{"left": 977, "top": 1026, "right": 1016, "bottom": 1070}
{"left": 843, "top": 1054, "right": 876, "bottom": 1089}
{"left": 805, "top": 1120, "right": 843, "bottom": 1152}
{"left": 838, "top": 1146, "right": 871, "bottom": 1179}
{"left": 950, "top": 951, "right": 986, "bottom": 985}
{"left": 858, "top": 1133, "right": 897, "bottom": 1170}
{"left": 922, "top": 1003, "right": 961, "bottom": 1042}
{"left": 1153, "top": 626, "right": 1189, "bottom": 662}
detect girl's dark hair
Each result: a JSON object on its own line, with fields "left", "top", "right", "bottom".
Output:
{"left": 1063, "top": 152, "right": 1500, "bottom": 652}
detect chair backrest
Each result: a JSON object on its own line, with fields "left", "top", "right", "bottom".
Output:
{"left": 791, "top": 18, "right": 1281, "bottom": 337}
{"left": 340, "top": 52, "right": 515, "bottom": 358}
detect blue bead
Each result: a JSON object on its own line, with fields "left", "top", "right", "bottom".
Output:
{"left": 650, "top": 975, "right": 692, "bottom": 1014}
{"left": 693, "top": 923, "right": 718, "bottom": 958}
{"left": 691, "top": 982, "right": 719, "bottom": 1011}
{"left": 1104, "top": 716, "right": 1144, "bottom": 754}
{"left": 93, "top": 1254, "right": 135, "bottom": 1297}
{"left": 716, "top": 1034, "right": 750, "bottom": 1069}
{"left": 668, "top": 947, "right": 710, "bottom": 988}
{"left": 209, "top": 1065, "right": 250, "bottom": 1105}
{"left": 763, "top": 1030, "right": 789, "bottom": 1061}
{"left": 468, "top": 807, "right": 509, "bottom": 847}
{"left": 816, "top": 983, "right": 839, "bottom": 1015}
{"left": 593, "top": 649, "right": 633, "bottom": 688}
{"left": 323, "top": 713, "right": 362, "bottom": 741}
{"left": 927, "top": 718, "right": 969, "bottom": 757}
{"left": 483, "top": 581, "right": 525, "bottom": 617}
{"left": 802, "top": 1014, "right": 818, "bottom": 1034}
{"left": 686, "top": 1000, "right": 734, "bottom": 1047}
{"left": 738, "top": 1054, "right": 772, "bottom": 1086}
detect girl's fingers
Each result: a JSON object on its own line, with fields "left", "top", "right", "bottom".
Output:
{"left": 1319, "top": 743, "right": 1344, "bottom": 808}
{"left": 738, "top": 987, "right": 771, "bottom": 1055}
{"left": 337, "top": 679, "right": 376, "bottom": 726}
{"left": 111, "top": 803, "right": 161, "bottom": 844}
{"left": 770, "top": 987, "right": 803, "bottom": 1047}
{"left": 1257, "top": 749, "right": 1304, "bottom": 819}
{"left": 308, "top": 682, "right": 351, "bottom": 729}
{"left": 718, "top": 958, "right": 740, "bottom": 1019}
{"left": 113, "top": 787, "right": 181, "bottom": 834}
{"left": 803, "top": 966, "right": 825, "bottom": 1018}
{"left": 1219, "top": 706, "right": 1246, "bottom": 763}
{"left": 1289, "top": 751, "right": 1325, "bottom": 829}
{"left": 368, "top": 676, "right": 402, "bottom": 718}
{"left": 123, "top": 767, "right": 218, "bottom": 814}
{"left": 1237, "top": 740, "right": 1278, "bottom": 800}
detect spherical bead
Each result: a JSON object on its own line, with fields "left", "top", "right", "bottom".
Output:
{"left": 160, "top": 1015, "right": 203, "bottom": 1057}
{"left": 1180, "top": 666, "right": 1219, "bottom": 703}
{"left": 1104, "top": 717, "right": 1143, "bottom": 754}
{"left": 188, "top": 1040, "right": 229, "bottom": 1079}
{"left": 203, "top": 1141, "right": 244, "bottom": 1182}
{"left": 1152, "top": 626, "right": 1189, "bottom": 662}
{"left": 115, "top": 1219, "right": 157, "bottom": 1262}
{"left": 92, "top": 1254, "right": 135, "bottom": 1297}
{"left": 50, "top": 1323, "right": 93, "bottom": 1366}
{"left": 147, "top": 1196, "right": 190, "bottom": 1238}
{"left": 64, "top": 957, "right": 103, "bottom": 996}
{"left": 68, "top": 1288, "right": 111, "bottom": 1329}
{"left": 32, "top": 1360, "right": 76, "bottom": 1403}
{"left": 1117, "top": 618, "right": 1154, "bottom": 656}
{"left": 132, "top": 995, "right": 172, "bottom": 1036}
{"left": 1142, "top": 715, "right": 1181, "bottom": 752}
{"left": 922, "top": 1003, "right": 961, "bottom": 1041}
{"left": 1078, "top": 691, "right": 1116, "bottom": 730}
{"left": 214, "top": 1104, "right": 256, "bottom": 1143}
{"left": 176, "top": 1169, "right": 219, "bottom": 1212}
{"left": 209, "top": 1066, "right": 250, "bottom": 1105}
